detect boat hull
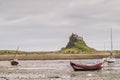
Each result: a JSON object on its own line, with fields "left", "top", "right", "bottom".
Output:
{"left": 70, "top": 61, "right": 103, "bottom": 71}
{"left": 106, "top": 57, "right": 115, "bottom": 63}
{"left": 11, "top": 61, "right": 19, "bottom": 66}
{"left": 106, "top": 60, "right": 115, "bottom": 63}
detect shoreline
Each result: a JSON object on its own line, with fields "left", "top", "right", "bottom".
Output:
{"left": 0, "top": 53, "right": 119, "bottom": 60}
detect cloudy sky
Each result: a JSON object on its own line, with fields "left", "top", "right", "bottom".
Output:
{"left": 0, "top": 0, "right": 120, "bottom": 51}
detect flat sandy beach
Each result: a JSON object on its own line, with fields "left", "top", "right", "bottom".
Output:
{"left": 0, "top": 59, "right": 120, "bottom": 80}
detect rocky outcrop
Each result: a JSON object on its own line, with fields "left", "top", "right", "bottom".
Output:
{"left": 61, "top": 33, "right": 96, "bottom": 53}
{"left": 66, "top": 33, "right": 86, "bottom": 48}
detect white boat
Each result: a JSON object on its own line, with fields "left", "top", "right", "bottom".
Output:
{"left": 106, "top": 55, "right": 115, "bottom": 63}
{"left": 106, "top": 28, "right": 115, "bottom": 63}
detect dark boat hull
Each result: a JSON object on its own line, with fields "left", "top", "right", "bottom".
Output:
{"left": 70, "top": 61, "right": 103, "bottom": 71}
{"left": 11, "top": 61, "right": 19, "bottom": 65}
{"left": 106, "top": 60, "right": 115, "bottom": 63}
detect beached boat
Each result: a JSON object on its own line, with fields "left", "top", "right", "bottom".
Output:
{"left": 106, "top": 57, "right": 115, "bottom": 63}
{"left": 11, "top": 47, "right": 19, "bottom": 66}
{"left": 11, "top": 59, "right": 19, "bottom": 65}
{"left": 70, "top": 61, "right": 104, "bottom": 71}
{"left": 106, "top": 28, "right": 115, "bottom": 63}
{"left": 106, "top": 54, "right": 115, "bottom": 63}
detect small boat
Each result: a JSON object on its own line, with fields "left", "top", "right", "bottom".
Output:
{"left": 11, "top": 47, "right": 19, "bottom": 66}
{"left": 11, "top": 59, "right": 19, "bottom": 65}
{"left": 70, "top": 61, "right": 104, "bottom": 71}
{"left": 106, "top": 54, "right": 115, "bottom": 63}
{"left": 105, "top": 28, "right": 115, "bottom": 63}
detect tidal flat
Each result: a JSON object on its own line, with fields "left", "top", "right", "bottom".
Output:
{"left": 0, "top": 59, "right": 120, "bottom": 80}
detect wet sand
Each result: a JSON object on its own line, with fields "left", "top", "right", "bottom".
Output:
{"left": 0, "top": 59, "right": 120, "bottom": 80}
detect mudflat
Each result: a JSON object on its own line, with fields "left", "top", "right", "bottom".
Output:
{"left": 0, "top": 59, "right": 120, "bottom": 80}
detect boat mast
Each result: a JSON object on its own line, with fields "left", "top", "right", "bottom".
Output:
{"left": 13, "top": 46, "right": 19, "bottom": 59}
{"left": 110, "top": 28, "right": 113, "bottom": 55}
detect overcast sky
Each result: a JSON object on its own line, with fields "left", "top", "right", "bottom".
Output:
{"left": 0, "top": 0, "right": 120, "bottom": 51}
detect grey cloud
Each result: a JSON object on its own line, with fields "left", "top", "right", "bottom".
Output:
{"left": 0, "top": 0, "right": 120, "bottom": 51}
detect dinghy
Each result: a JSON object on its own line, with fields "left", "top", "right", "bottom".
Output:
{"left": 11, "top": 59, "right": 19, "bottom": 65}
{"left": 70, "top": 61, "right": 104, "bottom": 71}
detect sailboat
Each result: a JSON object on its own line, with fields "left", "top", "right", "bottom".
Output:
{"left": 11, "top": 47, "right": 19, "bottom": 65}
{"left": 106, "top": 28, "right": 115, "bottom": 63}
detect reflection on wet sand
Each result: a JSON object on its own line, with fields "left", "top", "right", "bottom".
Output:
{"left": 0, "top": 59, "right": 119, "bottom": 80}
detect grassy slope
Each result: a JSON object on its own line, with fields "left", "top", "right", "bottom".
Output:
{"left": 60, "top": 42, "right": 96, "bottom": 54}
